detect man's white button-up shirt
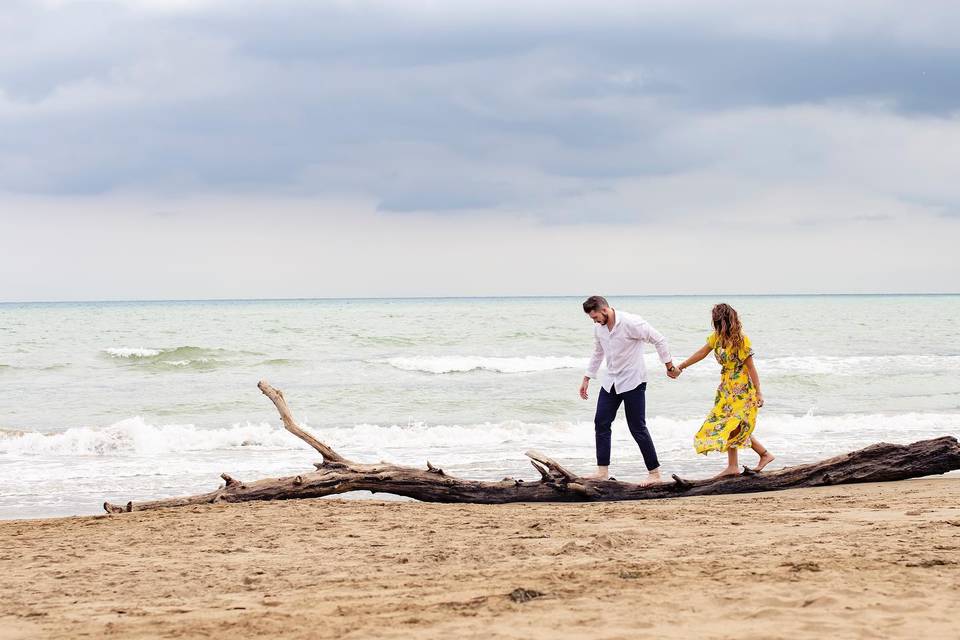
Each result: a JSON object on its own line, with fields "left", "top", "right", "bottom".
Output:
{"left": 585, "top": 309, "right": 673, "bottom": 394}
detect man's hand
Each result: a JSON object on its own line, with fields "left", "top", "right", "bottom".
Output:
{"left": 666, "top": 363, "right": 681, "bottom": 379}
{"left": 579, "top": 377, "right": 590, "bottom": 400}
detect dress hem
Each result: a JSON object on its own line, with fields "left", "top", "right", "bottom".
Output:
{"left": 695, "top": 440, "right": 755, "bottom": 455}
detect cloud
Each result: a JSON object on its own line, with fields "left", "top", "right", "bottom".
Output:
{"left": 2, "top": 1, "right": 959, "bottom": 209}
{"left": 0, "top": 1, "right": 958, "bottom": 298}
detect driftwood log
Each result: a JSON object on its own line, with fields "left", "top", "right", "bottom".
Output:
{"left": 104, "top": 381, "right": 960, "bottom": 513}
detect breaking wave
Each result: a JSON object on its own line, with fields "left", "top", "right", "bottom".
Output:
{"left": 374, "top": 353, "right": 960, "bottom": 377}
{"left": 376, "top": 355, "right": 587, "bottom": 374}
{"left": 102, "top": 346, "right": 233, "bottom": 369}
{"left": 0, "top": 417, "right": 295, "bottom": 456}
{"left": 4, "top": 412, "right": 956, "bottom": 458}
{"left": 104, "top": 348, "right": 162, "bottom": 358}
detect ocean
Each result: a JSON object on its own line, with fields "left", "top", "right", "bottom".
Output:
{"left": 1, "top": 295, "right": 958, "bottom": 519}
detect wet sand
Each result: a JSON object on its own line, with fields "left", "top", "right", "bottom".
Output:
{"left": 2, "top": 478, "right": 958, "bottom": 639}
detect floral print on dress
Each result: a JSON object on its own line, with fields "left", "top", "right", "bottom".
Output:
{"left": 694, "top": 332, "right": 759, "bottom": 454}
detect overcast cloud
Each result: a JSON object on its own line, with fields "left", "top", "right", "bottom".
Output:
{"left": 1, "top": 0, "right": 958, "bottom": 300}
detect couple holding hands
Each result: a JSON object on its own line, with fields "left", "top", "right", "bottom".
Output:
{"left": 578, "top": 296, "right": 775, "bottom": 485}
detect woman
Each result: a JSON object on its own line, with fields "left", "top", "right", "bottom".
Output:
{"left": 675, "top": 304, "right": 775, "bottom": 477}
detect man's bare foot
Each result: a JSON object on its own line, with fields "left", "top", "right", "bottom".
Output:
{"left": 713, "top": 465, "right": 741, "bottom": 479}
{"left": 753, "top": 452, "right": 775, "bottom": 472}
{"left": 639, "top": 470, "right": 662, "bottom": 486}
{"left": 584, "top": 467, "right": 609, "bottom": 480}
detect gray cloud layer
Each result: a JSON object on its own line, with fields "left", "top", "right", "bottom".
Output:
{"left": 1, "top": 1, "right": 958, "bottom": 299}
{"left": 2, "top": 1, "right": 959, "bottom": 215}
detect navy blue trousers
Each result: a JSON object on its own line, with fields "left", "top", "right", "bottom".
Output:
{"left": 594, "top": 382, "right": 660, "bottom": 470}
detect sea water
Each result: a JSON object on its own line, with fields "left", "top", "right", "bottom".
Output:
{"left": 1, "top": 295, "right": 958, "bottom": 519}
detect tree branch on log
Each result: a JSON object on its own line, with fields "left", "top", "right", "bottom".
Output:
{"left": 103, "top": 380, "right": 960, "bottom": 513}
{"left": 258, "top": 381, "right": 348, "bottom": 464}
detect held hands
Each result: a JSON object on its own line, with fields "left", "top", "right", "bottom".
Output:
{"left": 666, "top": 363, "right": 682, "bottom": 379}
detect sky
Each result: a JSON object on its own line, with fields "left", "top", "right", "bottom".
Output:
{"left": 1, "top": 0, "right": 959, "bottom": 301}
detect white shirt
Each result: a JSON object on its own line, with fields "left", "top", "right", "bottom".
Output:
{"left": 585, "top": 309, "right": 673, "bottom": 394}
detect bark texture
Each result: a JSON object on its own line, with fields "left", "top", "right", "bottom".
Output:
{"left": 104, "top": 381, "right": 960, "bottom": 513}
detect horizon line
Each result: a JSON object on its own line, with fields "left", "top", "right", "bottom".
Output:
{"left": 2, "top": 292, "right": 959, "bottom": 305}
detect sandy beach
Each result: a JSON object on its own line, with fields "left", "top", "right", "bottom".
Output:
{"left": 1, "top": 478, "right": 958, "bottom": 639}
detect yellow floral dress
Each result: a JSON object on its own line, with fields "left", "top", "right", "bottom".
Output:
{"left": 694, "top": 332, "right": 759, "bottom": 454}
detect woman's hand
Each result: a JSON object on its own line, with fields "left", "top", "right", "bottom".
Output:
{"left": 755, "top": 391, "right": 765, "bottom": 408}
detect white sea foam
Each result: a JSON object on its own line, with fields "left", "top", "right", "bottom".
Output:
{"left": 335, "top": 412, "right": 960, "bottom": 447}
{"left": 327, "top": 419, "right": 583, "bottom": 448}
{"left": 103, "top": 346, "right": 225, "bottom": 368}
{"left": 678, "top": 353, "right": 960, "bottom": 377}
{"left": 2, "top": 412, "right": 957, "bottom": 519}
{"left": 5, "top": 413, "right": 954, "bottom": 459}
{"left": 377, "top": 355, "right": 587, "bottom": 374}
{"left": 0, "top": 418, "right": 584, "bottom": 458}
{"left": 160, "top": 358, "right": 214, "bottom": 367}
{"left": 0, "top": 417, "right": 295, "bottom": 456}
{"left": 104, "top": 347, "right": 161, "bottom": 358}
{"left": 760, "top": 354, "right": 960, "bottom": 376}
{"left": 651, "top": 411, "right": 960, "bottom": 438}
{"left": 375, "top": 352, "right": 960, "bottom": 377}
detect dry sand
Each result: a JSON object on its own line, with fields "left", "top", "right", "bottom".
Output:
{"left": 2, "top": 478, "right": 958, "bottom": 639}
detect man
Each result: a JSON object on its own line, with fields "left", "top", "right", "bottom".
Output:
{"left": 579, "top": 295, "right": 679, "bottom": 485}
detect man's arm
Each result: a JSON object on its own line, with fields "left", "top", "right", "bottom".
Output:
{"left": 629, "top": 317, "right": 676, "bottom": 374}
{"left": 581, "top": 334, "right": 604, "bottom": 399}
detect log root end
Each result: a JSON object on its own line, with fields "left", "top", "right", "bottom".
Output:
{"left": 103, "top": 501, "right": 133, "bottom": 514}
{"left": 220, "top": 473, "right": 242, "bottom": 488}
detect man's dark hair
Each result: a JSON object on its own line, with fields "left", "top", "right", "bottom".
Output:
{"left": 582, "top": 296, "right": 609, "bottom": 313}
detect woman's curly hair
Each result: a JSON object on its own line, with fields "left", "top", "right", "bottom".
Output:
{"left": 712, "top": 303, "right": 745, "bottom": 355}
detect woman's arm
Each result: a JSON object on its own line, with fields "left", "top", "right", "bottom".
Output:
{"left": 678, "top": 344, "right": 712, "bottom": 372}
{"left": 744, "top": 355, "right": 764, "bottom": 407}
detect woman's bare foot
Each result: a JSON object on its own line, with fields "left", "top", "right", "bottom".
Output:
{"left": 584, "top": 466, "right": 609, "bottom": 480}
{"left": 639, "top": 469, "right": 662, "bottom": 486}
{"left": 753, "top": 452, "right": 775, "bottom": 472}
{"left": 712, "top": 465, "right": 741, "bottom": 479}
